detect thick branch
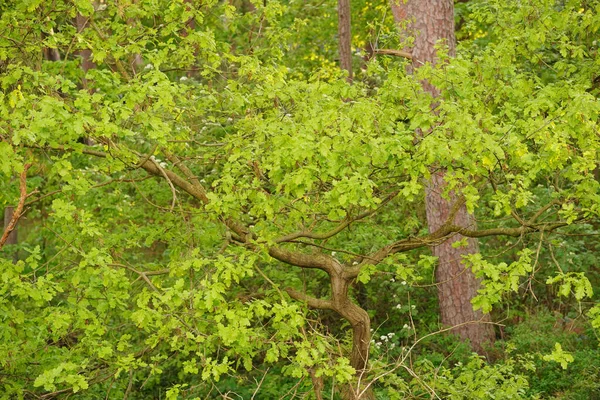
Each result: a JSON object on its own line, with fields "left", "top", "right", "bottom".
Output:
{"left": 33, "top": 144, "right": 335, "bottom": 271}
{"left": 0, "top": 165, "right": 30, "bottom": 250}
{"left": 373, "top": 48, "right": 413, "bottom": 60}
{"left": 285, "top": 288, "right": 334, "bottom": 310}
{"left": 137, "top": 156, "right": 209, "bottom": 204}
{"left": 268, "top": 246, "right": 340, "bottom": 274}
{"left": 163, "top": 149, "right": 203, "bottom": 188}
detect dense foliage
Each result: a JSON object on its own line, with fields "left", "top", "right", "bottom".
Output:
{"left": 1, "top": 0, "right": 600, "bottom": 398}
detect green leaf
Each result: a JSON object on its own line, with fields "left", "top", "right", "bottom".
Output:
{"left": 543, "top": 343, "right": 574, "bottom": 370}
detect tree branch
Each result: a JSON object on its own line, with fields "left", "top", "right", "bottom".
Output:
{"left": 373, "top": 48, "right": 413, "bottom": 60}
{"left": 0, "top": 164, "right": 30, "bottom": 250}
{"left": 345, "top": 220, "right": 569, "bottom": 278}
{"left": 527, "top": 199, "right": 560, "bottom": 224}
{"left": 268, "top": 246, "right": 340, "bottom": 274}
{"left": 285, "top": 288, "right": 334, "bottom": 310}
{"left": 274, "top": 191, "right": 398, "bottom": 243}
{"left": 163, "top": 149, "right": 203, "bottom": 188}
{"left": 33, "top": 144, "right": 338, "bottom": 272}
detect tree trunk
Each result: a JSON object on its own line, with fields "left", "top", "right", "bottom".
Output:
{"left": 338, "top": 0, "right": 353, "bottom": 81}
{"left": 425, "top": 172, "right": 495, "bottom": 353}
{"left": 391, "top": 0, "right": 495, "bottom": 353}
{"left": 330, "top": 275, "right": 374, "bottom": 400}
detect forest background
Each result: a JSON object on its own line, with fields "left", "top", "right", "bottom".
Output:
{"left": 1, "top": 0, "right": 600, "bottom": 398}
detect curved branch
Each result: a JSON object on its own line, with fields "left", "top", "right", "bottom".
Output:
{"left": 268, "top": 246, "right": 340, "bottom": 274}
{"left": 275, "top": 217, "right": 359, "bottom": 243}
{"left": 162, "top": 149, "right": 203, "bottom": 188}
{"left": 285, "top": 288, "right": 334, "bottom": 310}
{"left": 527, "top": 199, "right": 560, "bottom": 224}
{"left": 0, "top": 164, "right": 30, "bottom": 250}
{"left": 31, "top": 144, "right": 339, "bottom": 274}
{"left": 149, "top": 156, "right": 178, "bottom": 212}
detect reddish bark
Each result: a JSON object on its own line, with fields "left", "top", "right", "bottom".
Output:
{"left": 425, "top": 172, "right": 495, "bottom": 353}
{"left": 391, "top": 0, "right": 495, "bottom": 353}
{"left": 1, "top": 165, "right": 30, "bottom": 254}
{"left": 2, "top": 207, "right": 17, "bottom": 247}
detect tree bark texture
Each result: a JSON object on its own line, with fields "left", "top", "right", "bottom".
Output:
{"left": 2, "top": 167, "right": 29, "bottom": 261}
{"left": 330, "top": 274, "right": 374, "bottom": 399}
{"left": 338, "top": 0, "right": 353, "bottom": 81}
{"left": 3, "top": 207, "right": 17, "bottom": 246}
{"left": 425, "top": 172, "right": 495, "bottom": 353}
{"left": 3, "top": 207, "right": 18, "bottom": 263}
{"left": 391, "top": 0, "right": 495, "bottom": 353}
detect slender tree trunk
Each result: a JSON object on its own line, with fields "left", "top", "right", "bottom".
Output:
{"left": 3, "top": 207, "right": 17, "bottom": 246}
{"left": 338, "top": 0, "right": 353, "bottom": 81}
{"left": 391, "top": 0, "right": 495, "bottom": 353}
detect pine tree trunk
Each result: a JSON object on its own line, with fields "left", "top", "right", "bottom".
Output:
{"left": 425, "top": 172, "right": 495, "bottom": 353}
{"left": 391, "top": 0, "right": 495, "bottom": 353}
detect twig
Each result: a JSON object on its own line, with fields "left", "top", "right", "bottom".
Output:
{"left": 358, "top": 319, "right": 504, "bottom": 398}
{"left": 150, "top": 156, "right": 178, "bottom": 212}
{"left": 250, "top": 368, "right": 270, "bottom": 400}
{"left": 254, "top": 264, "right": 285, "bottom": 301}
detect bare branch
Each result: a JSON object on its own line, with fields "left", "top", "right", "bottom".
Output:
{"left": 24, "top": 176, "right": 152, "bottom": 206}
{"left": 527, "top": 199, "right": 560, "bottom": 224}
{"left": 149, "top": 156, "right": 178, "bottom": 212}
